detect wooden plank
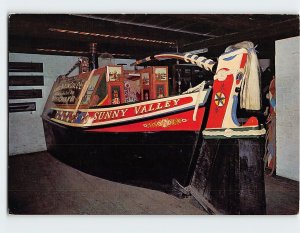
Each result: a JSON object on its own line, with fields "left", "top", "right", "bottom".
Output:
{"left": 8, "top": 75, "right": 44, "bottom": 86}
{"left": 8, "top": 102, "right": 36, "bottom": 113}
{"left": 8, "top": 62, "right": 43, "bottom": 73}
{"left": 190, "top": 138, "right": 266, "bottom": 214}
{"left": 9, "top": 89, "right": 42, "bottom": 99}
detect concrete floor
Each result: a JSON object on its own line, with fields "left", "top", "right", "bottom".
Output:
{"left": 265, "top": 174, "right": 299, "bottom": 215}
{"left": 8, "top": 151, "right": 205, "bottom": 214}
{"left": 8, "top": 151, "right": 299, "bottom": 215}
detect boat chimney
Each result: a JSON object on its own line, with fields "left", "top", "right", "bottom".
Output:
{"left": 89, "top": 42, "right": 99, "bottom": 70}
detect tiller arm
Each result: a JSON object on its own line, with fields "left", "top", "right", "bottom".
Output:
{"left": 131, "top": 52, "right": 217, "bottom": 73}
{"left": 133, "top": 41, "right": 265, "bottom": 137}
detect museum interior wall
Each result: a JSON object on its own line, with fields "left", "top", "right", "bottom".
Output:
{"left": 8, "top": 53, "right": 135, "bottom": 156}
{"left": 275, "top": 36, "right": 299, "bottom": 181}
{"left": 8, "top": 53, "right": 80, "bottom": 155}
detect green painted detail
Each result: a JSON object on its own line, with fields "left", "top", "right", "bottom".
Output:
{"left": 96, "top": 73, "right": 108, "bottom": 103}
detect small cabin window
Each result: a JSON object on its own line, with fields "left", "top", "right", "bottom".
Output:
{"left": 81, "top": 74, "right": 100, "bottom": 105}
{"left": 87, "top": 72, "right": 107, "bottom": 106}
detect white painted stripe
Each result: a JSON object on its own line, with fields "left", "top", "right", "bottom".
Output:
{"left": 203, "top": 128, "right": 266, "bottom": 137}
{"left": 49, "top": 91, "right": 209, "bottom": 128}
{"left": 190, "top": 55, "right": 198, "bottom": 64}
{"left": 184, "top": 53, "right": 191, "bottom": 63}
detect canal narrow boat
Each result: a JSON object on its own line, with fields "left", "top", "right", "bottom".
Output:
{"left": 42, "top": 41, "right": 266, "bottom": 213}
{"left": 42, "top": 51, "right": 215, "bottom": 184}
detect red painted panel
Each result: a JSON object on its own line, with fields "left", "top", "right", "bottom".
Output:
{"left": 240, "top": 53, "right": 248, "bottom": 68}
{"left": 53, "top": 96, "right": 194, "bottom": 127}
{"left": 85, "top": 108, "right": 205, "bottom": 132}
{"left": 87, "top": 96, "right": 192, "bottom": 124}
{"left": 206, "top": 74, "right": 234, "bottom": 128}
{"left": 243, "top": 116, "right": 258, "bottom": 126}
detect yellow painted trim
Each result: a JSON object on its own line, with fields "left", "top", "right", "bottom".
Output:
{"left": 51, "top": 118, "right": 82, "bottom": 127}
{"left": 97, "top": 95, "right": 108, "bottom": 106}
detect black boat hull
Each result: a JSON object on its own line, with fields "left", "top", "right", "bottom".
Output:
{"left": 43, "top": 119, "right": 201, "bottom": 188}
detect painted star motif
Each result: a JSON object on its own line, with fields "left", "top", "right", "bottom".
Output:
{"left": 214, "top": 92, "right": 226, "bottom": 107}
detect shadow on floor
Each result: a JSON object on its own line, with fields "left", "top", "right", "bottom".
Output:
{"left": 8, "top": 151, "right": 299, "bottom": 215}
{"left": 51, "top": 150, "right": 185, "bottom": 194}
{"left": 8, "top": 151, "right": 206, "bottom": 215}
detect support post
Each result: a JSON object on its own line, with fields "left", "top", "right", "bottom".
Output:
{"left": 89, "top": 42, "right": 98, "bottom": 70}
{"left": 190, "top": 137, "right": 266, "bottom": 214}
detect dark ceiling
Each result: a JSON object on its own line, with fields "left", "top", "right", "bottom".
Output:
{"left": 8, "top": 14, "right": 299, "bottom": 60}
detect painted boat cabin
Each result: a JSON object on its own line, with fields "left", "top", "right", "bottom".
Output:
{"left": 44, "top": 65, "right": 169, "bottom": 112}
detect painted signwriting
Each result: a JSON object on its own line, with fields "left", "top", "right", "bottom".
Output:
{"left": 52, "top": 76, "right": 87, "bottom": 105}
{"left": 53, "top": 96, "right": 192, "bottom": 125}
{"left": 143, "top": 118, "right": 187, "bottom": 128}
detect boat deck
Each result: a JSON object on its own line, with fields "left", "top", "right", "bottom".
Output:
{"left": 8, "top": 151, "right": 299, "bottom": 215}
